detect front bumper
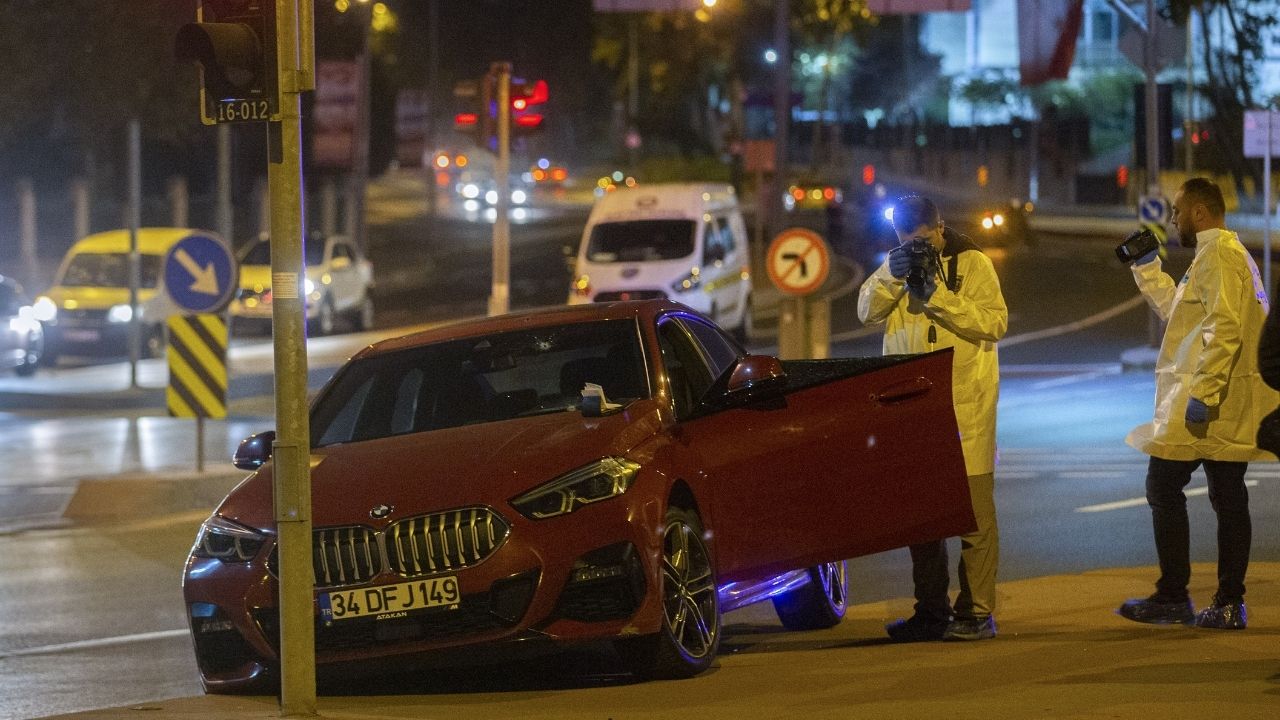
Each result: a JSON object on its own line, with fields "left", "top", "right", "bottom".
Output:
{"left": 182, "top": 492, "right": 666, "bottom": 692}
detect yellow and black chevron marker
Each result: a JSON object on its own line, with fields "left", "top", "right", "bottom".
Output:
{"left": 167, "top": 314, "right": 228, "bottom": 419}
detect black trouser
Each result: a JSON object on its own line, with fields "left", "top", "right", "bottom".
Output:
{"left": 1145, "top": 456, "right": 1251, "bottom": 603}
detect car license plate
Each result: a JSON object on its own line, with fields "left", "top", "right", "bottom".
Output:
{"left": 319, "top": 576, "right": 460, "bottom": 622}
{"left": 63, "top": 329, "right": 100, "bottom": 342}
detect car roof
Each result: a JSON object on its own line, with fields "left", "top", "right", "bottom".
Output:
{"left": 590, "top": 183, "right": 739, "bottom": 219}
{"left": 362, "top": 300, "right": 692, "bottom": 358}
{"left": 69, "top": 228, "right": 218, "bottom": 256}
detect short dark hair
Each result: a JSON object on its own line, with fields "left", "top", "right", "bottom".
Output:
{"left": 892, "top": 195, "right": 941, "bottom": 233}
{"left": 1180, "top": 177, "right": 1226, "bottom": 218}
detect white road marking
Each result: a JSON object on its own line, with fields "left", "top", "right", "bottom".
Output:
{"left": 0, "top": 629, "right": 188, "bottom": 660}
{"left": 1076, "top": 480, "right": 1260, "bottom": 513}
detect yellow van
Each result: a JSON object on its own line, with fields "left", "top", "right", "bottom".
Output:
{"left": 33, "top": 228, "right": 215, "bottom": 364}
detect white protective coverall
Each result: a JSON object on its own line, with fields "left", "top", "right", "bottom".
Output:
{"left": 1127, "top": 228, "right": 1278, "bottom": 461}
{"left": 857, "top": 233, "right": 1009, "bottom": 475}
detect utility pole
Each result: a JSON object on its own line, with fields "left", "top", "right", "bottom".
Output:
{"left": 489, "top": 62, "right": 513, "bottom": 317}
{"left": 270, "top": 0, "right": 317, "bottom": 714}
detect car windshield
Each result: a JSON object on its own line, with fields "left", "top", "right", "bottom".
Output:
{"left": 586, "top": 220, "right": 695, "bottom": 262}
{"left": 311, "top": 319, "right": 649, "bottom": 447}
{"left": 240, "top": 238, "right": 325, "bottom": 267}
{"left": 60, "top": 253, "right": 163, "bottom": 288}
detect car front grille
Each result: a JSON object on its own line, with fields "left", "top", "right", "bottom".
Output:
{"left": 314, "top": 526, "right": 382, "bottom": 586}
{"left": 271, "top": 507, "right": 511, "bottom": 589}
{"left": 384, "top": 508, "right": 508, "bottom": 577}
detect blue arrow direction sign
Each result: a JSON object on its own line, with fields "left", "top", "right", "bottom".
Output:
{"left": 1138, "top": 195, "right": 1168, "bottom": 225}
{"left": 163, "top": 233, "right": 238, "bottom": 314}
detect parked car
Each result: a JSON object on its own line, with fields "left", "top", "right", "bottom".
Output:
{"left": 0, "top": 274, "right": 43, "bottom": 376}
{"left": 229, "top": 232, "right": 375, "bottom": 336}
{"left": 34, "top": 228, "right": 208, "bottom": 365}
{"left": 184, "top": 300, "right": 972, "bottom": 692}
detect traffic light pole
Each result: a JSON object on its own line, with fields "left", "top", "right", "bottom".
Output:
{"left": 269, "top": 0, "right": 316, "bottom": 715}
{"left": 489, "top": 62, "right": 512, "bottom": 317}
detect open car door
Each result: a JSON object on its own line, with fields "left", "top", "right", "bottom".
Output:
{"left": 686, "top": 349, "right": 974, "bottom": 584}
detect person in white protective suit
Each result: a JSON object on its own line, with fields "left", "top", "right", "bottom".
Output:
{"left": 1117, "top": 177, "right": 1278, "bottom": 630}
{"left": 858, "top": 195, "right": 1008, "bottom": 642}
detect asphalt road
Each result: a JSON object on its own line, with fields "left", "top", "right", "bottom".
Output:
{"left": 2, "top": 188, "right": 1279, "bottom": 718}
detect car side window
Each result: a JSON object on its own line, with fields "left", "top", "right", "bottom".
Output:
{"left": 701, "top": 219, "right": 726, "bottom": 266}
{"left": 657, "top": 316, "right": 714, "bottom": 419}
{"left": 332, "top": 243, "right": 353, "bottom": 262}
{"left": 715, "top": 216, "right": 737, "bottom": 256}
{"left": 678, "top": 317, "right": 741, "bottom": 382}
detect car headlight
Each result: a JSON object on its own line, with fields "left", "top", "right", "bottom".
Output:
{"left": 510, "top": 457, "right": 642, "bottom": 520}
{"left": 670, "top": 267, "right": 702, "bottom": 294}
{"left": 304, "top": 278, "right": 316, "bottom": 296}
{"left": 33, "top": 296, "right": 57, "bottom": 322}
{"left": 106, "top": 304, "right": 133, "bottom": 323}
{"left": 191, "top": 516, "right": 268, "bottom": 562}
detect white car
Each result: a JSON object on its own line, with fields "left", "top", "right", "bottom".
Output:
{"left": 230, "top": 233, "right": 375, "bottom": 336}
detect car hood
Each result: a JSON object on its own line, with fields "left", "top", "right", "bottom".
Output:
{"left": 44, "top": 285, "right": 159, "bottom": 310}
{"left": 217, "top": 400, "right": 664, "bottom": 532}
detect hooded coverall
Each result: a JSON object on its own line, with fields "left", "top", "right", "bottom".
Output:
{"left": 858, "top": 229, "right": 1008, "bottom": 620}
{"left": 1127, "top": 227, "right": 1277, "bottom": 602}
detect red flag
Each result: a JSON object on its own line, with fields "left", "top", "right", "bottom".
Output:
{"left": 1017, "top": 0, "right": 1085, "bottom": 86}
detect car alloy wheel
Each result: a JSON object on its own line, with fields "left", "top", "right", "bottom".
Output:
{"left": 616, "top": 506, "right": 719, "bottom": 679}
{"left": 772, "top": 559, "right": 848, "bottom": 631}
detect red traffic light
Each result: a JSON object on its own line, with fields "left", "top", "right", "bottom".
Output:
{"left": 512, "top": 79, "right": 548, "bottom": 109}
{"left": 861, "top": 164, "right": 875, "bottom": 186}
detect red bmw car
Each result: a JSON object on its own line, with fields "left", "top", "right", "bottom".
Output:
{"left": 183, "top": 300, "right": 972, "bottom": 691}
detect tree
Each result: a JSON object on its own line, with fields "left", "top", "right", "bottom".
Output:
{"left": 0, "top": 1, "right": 200, "bottom": 177}
{"left": 1164, "top": 0, "right": 1279, "bottom": 194}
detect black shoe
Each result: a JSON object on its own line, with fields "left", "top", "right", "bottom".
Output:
{"left": 943, "top": 615, "right": 997, "bottom": 641}
{"left": 1116, "top": 595, "right": 1194, "bottom": 625}
{"left": 1192, "top": 597, "right": 1246, "bottom": 629}
{"left": 885, "top": 614, "right": 951, "bottom": 643}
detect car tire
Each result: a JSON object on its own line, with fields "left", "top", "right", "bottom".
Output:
{"left": 14, "top": 333, "right": 41, "bottom": 377}
{"left": 731, "top": 294, "right": 753, "bottom": 344}
{"left": 354, "top": 295, "right": 375, "bottom": 332}
{"left": 771, "top": 560, "right": 848, "bottom": 631}
{"left": 615, "top": 505, "right": 720, "bottom": 680}
{"left": 311, "top": 297, "right": 336, "bottom": 336}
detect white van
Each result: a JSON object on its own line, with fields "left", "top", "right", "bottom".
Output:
{"left": 568, "top": 183, "right": 752, "bottom": 336}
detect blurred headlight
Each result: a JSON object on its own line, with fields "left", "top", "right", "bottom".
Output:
{"left": 485, "top": 189, "right": 499, "bottom": 205}
{"left": 32, "top": 296, "right": 57, "bottom": 322}
{"left": 511, "top": 189, "right": 528, "bottom": 205}
{"left": 981, "top": 216, "right": 994, "bottom": 230}
{"left": 671, "top": 266, "right": 702, "bottom": 294}
{"left": 190, "top": 516, "right": 267, "bottom": 562}
{"left": 304, "top": 278, "right": 316, "bottom": 295}
{"left": 107, "top": 304, "right": 133, "bottom": 323}
{"left": 511, "top": 458, "right": 642, "bottom": 520}
{"left": 461, "top": 183, "right": 480, "bottom": 199}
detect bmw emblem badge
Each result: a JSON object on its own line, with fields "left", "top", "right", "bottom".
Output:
{"left": 369, "top": 504, "right": 393, "bottom": 519}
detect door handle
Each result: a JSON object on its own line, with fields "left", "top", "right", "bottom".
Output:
{"left": 872, "top": 377, "right": 933, "bottom": 404}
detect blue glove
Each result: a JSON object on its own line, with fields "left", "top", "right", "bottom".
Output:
{"left": 887, "top": 246, "right": 912, "bottom": 280}
{"left": 1185, "top": 397, "right": 1209, "bottom": 424}
{"left": 909, "top": 275, "right": 937, "bottom": 301}
{"left": 1135, "top": 247, "right": 1159, "bottom": 265}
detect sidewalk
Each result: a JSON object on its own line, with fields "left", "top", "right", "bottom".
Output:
{"left": 36, "top": 562, "right": 1280, "bottom": 720}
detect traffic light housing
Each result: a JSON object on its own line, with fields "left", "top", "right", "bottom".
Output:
{"left": 510, "top": 78, "right": 547, "bottom": 134}
{"left": 176, "top": 0, "right": 278, "bottom": 125}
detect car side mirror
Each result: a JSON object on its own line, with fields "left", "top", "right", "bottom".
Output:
{"left": 233, "top": 430, "right": 276, "bottom": 470}
{"left": 724, "top": 355, "right": 787, "bottom": 401}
